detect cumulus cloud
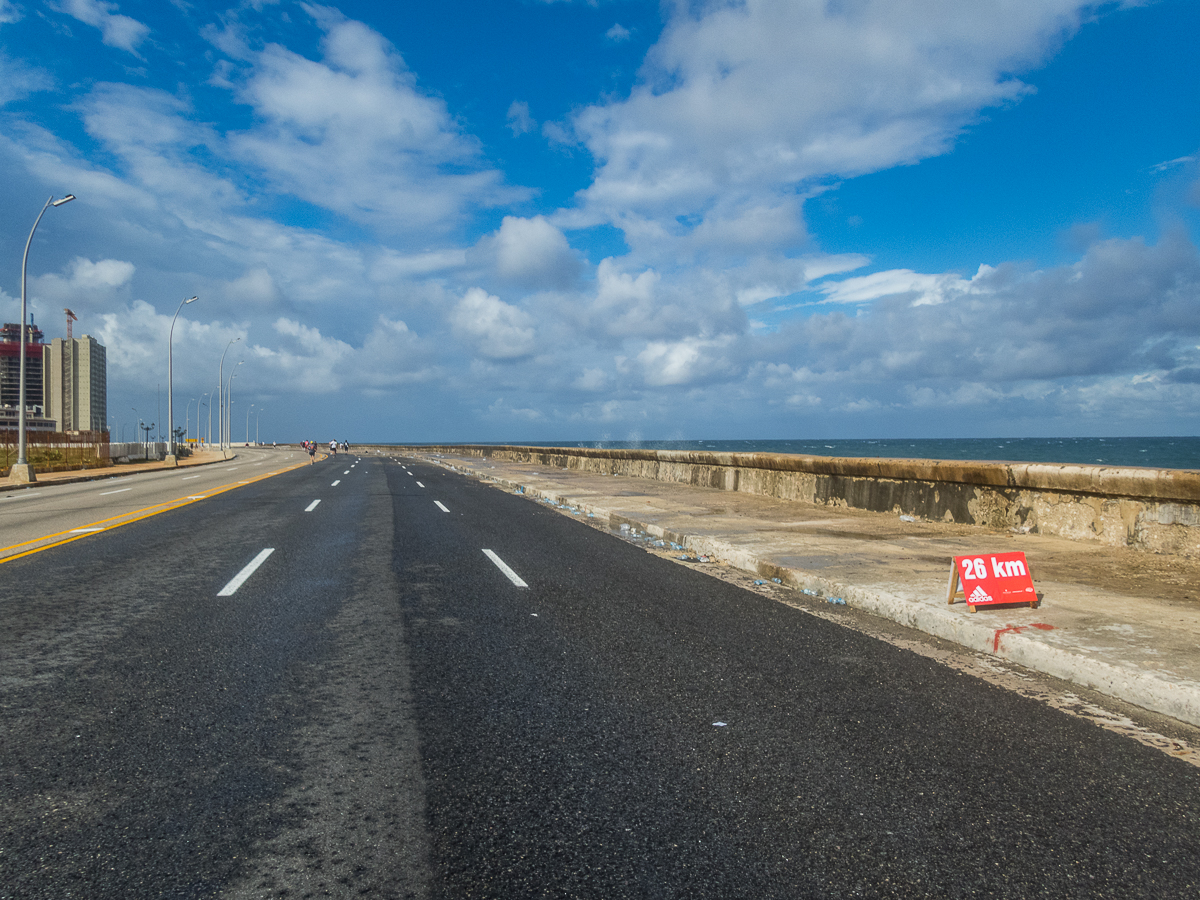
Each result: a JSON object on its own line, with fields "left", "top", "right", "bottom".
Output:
{"left": 451, "top": 287, "right": 536, "bottom": 359}
{"left": 566, "top": 0, "right": 1096, "bottom": 263}
{"left": 477, "top": 216, "right": 583, "bottom": 290}
{"left": 605, "top": 23, "right": 631, "bottom": 42}
{"left": 54, "top": 0, "right": 150, "bottom": 53}
{"left": 221, "top": 8, "right": 518, "bottom": 236}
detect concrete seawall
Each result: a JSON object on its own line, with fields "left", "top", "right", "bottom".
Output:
{"left": 376, "top": 445, "right": 1200, "bottom": 557}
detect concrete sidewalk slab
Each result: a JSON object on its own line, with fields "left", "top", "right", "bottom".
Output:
{"left": 417, "top": 452, "right": 1200, "bottom": 729}
{"left": 2, "top": 449, "right": 236, "bottom": 492}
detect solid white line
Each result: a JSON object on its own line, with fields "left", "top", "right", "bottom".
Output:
{"left": 305, "top": 499, "right": 321, "bottom": 512}
{"left": 416, "top": 482, "right": 424, "bottom": 488}
{"left": 331, "top": 480, "right": 341, "bottom": 486}
{"left": 483, "top": 549, "right": 528, "bottom": 588}
{"left": 218, "top": 548, "right": 275, "bottom": 597}
{"left": 434, "top": 500, "right": 449, "bottom": 512}
{"left": 99, "top": 488, "right": 132, "bottom": 495}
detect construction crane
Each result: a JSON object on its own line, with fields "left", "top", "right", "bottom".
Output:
{"left": 65, "top": 308, "right": 78, "bottom": 341}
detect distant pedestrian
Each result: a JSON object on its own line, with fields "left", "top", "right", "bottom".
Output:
{"left": 308, "top": 442, "right": 316, "bottom": 464}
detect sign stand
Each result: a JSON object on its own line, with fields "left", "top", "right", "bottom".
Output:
{"left": 948, "top": 552, "right": 1038, "bottom": 612}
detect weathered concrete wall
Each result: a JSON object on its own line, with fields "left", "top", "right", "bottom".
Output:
{"left": 379, "top": 445, "right": 1200, "bottom": 557}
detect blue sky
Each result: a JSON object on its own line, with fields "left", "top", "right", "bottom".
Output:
{"left": 1, "top": 0, "right": 1198, "bottom": 443}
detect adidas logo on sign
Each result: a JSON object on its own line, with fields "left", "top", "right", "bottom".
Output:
{"left": 968, "top": 585, "right": 993, "bottom": 604}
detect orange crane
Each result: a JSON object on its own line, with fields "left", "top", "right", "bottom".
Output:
{"left": 65, "top": 308, "right": 78, "bottom": 340}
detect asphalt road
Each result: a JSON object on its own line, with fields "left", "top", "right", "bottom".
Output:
{"left": 2, "top": 453, "right": 1198, "bottom": 899}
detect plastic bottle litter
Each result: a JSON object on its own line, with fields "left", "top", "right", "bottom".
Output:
{"left": 900, "top": 514, "right": 916, "bottom": 522}
{"left": 753, "top": 579, "right": 767, "bottom": 586}
{"left": 827, "top": 596, "right": 846, "bottom": 606}
{"left": 801, "top": 588, "right": 818, "bottom": 597}
{"left": 772, "top": 577, "right": 782, "bottom": 584}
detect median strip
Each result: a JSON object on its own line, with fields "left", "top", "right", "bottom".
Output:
{"left": 217, "top": 548, "right": 275, "bottom": 596}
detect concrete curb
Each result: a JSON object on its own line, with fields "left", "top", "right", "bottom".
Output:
{"left": 450, "top": 461, "right": 1200, "bottom": 728}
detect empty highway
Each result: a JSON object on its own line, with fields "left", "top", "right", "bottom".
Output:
{"left": 2, "top": 451, "right": 1198, "bottom": 898}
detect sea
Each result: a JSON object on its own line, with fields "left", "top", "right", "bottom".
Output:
{"left": 498, "top": 437, "right": 1200, "bottom": 471}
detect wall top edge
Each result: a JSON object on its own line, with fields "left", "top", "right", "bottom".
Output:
{"left": 382, "top": 445, "right": 1200, "bottom": 503}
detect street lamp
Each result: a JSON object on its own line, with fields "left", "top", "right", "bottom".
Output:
{"left": 185, "top": 398, "right": 195, "bottom": 444}
{"left": 255, "top": 407, "right": 264, "bottom": 446}
{"left": 166, "top": 296, "right": 198, "bottom": 464}
{"left": 217, "top": 337, "right": 240, "bottom": 455}
{"left": 225, "top": 364, "right": 241, "bottom": 451}
{"left": 13, "top": 194, "right": 74, "bottom": 483}
{"left": 245, "top": 402, "right": 254, "bottom": 446}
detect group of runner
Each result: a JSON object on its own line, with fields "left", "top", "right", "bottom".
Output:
{"left": 300, "top": 439, "right": 351, "bottom": 464}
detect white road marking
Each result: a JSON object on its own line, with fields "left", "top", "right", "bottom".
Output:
{"left": 482, "top": 549, "right": 528, "bottom": 588}
{"left": 99, "top": 488, "right": 131, "bottom": 495}
{"left": 343, "top": 470, "right": 350, "bottom": 475}
{"left": 305, "top": 499, "right": 321, "bottom": 512}
{"left": 416, "top": 482, "right": 424, "bottom": 488}
{"left": 182, "top": 475, "right": 202, "bottom": 480}
{"left": 69, "top": 527, "right": 105, "bottom": 533}
{"left": 218, "top": 548, "right": 275, "bottom": 597}
{"left": 331, "top": 480, "right": 341, "bottom": 486}
{"left": 434, "top": 501, "right": 449, "bottom": 512}
{"left": 187, "top": 495, "right": 206, "bottom": 500}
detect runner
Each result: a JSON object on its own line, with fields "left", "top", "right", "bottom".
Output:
{"left": 308, "top": 441, "right": 316, "bottom": 464}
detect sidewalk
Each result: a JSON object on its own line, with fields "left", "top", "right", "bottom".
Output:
{"left": 416, "top": 451, "right": 1200, "bottom": 728}
{"left": 1, "top": 449, "right": 234, "bottom": 492}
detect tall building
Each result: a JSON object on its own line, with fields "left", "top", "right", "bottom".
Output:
{"left": 0, "top": 321, "right": 47, "bottom": 415}
{"left": 43, "top": 335, "right": 107, "bottom": 433}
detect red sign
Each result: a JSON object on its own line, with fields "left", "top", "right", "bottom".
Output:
{"left": 948, "top": 552, "right": 1037, "bottom": 610}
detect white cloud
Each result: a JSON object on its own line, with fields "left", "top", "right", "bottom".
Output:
{"left": 54, "top": 0, "right": 150, "bottom": 53}
{"left": 606, "top": 23, "right": 631, "bottom": 42}
{"left": 480, "top": 216, "right": 582, "bottom": 290}
{"left": 507, "top": 100, "right": 535, "bottom": 136}
{"left": 638, "top": 336, "right": 736, "bottom": 386}
{"left": 566, "top": 0, "right": 1096, "bottom": 265}
{"left": 222, "top": 9, "right": 518, "bottom": 236}
{"left": 0, "top": 52, "right": 51, "bottom": 106}
{"left": 0, "top": 1, "right": 23, "bottom": 26}
{"left": 451, "top": 287, "right": 536, "bottom": 359}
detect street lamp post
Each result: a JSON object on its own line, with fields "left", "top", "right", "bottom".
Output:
{"left": 245, "top": 403, "right": 254, "bottom": 446}
{"left": 185, "top": 398, "right": 195, "bottom": 444}
{"left": 217, "top": 337, "right": 240, "bottom": 456}
{"left": 12, "top": 194, "right": 75, "bottom": 483}
{"left": 166, "top": 296, "right": 198, "bottom": 466}
{"left": 225, "top": 365, "right": 240, "bottom": 451}
{"left": 255, "top": 408, "right": 263, "bottom": 446}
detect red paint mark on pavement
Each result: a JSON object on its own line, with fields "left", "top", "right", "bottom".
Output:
{"left": 993, "top": 623, "right": 1055, "bottom": 653}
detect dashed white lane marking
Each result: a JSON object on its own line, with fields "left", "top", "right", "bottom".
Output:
{"left": 416, "top": 482, "right": 424, "bottom": 488}
{"left": 187, "top": 495, "right": 206, "bottom": 500}
{"left": 434, "top": 501, "right": 449, "bottom": 513}
{"left": 218, "top": 548, "right": 275, "bottom": 597}
{"left": 99, "top": 488, "right": 132, "bottom": 495}
{"left": 69, "top": 527, "right": 105, "bottom": 533}
{"left": 331, "top": 480, "right": 341, "bottom": 486}
{"left": 182, "top": 475, "right": 202, "bottom": 480}
{"left": 343, "top": 470, "right": 350, "bottom": 475}
{"left": 305, "top": 499, "right": 321, "bottom": 512}
{"left": 482, "top": 549, "right": 528, "bottom": 588}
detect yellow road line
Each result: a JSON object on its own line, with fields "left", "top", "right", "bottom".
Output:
{"left": 0, "top": 458, "right": 311, "bottom": 565}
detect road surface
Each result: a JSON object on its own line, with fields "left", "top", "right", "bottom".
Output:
{"left": 2, "top": 452, "right": 1198, "bottom": 898}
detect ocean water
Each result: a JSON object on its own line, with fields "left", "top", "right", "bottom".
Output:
{"left": 507, "top": 437, "right": 1200, "bottom": 471}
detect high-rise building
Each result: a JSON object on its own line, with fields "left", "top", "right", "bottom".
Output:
{"left": 43, "top": 335, "right": 107, "bottom": 433}
{"left": 0, "top": 321, "right": 47, "bottom": 415}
